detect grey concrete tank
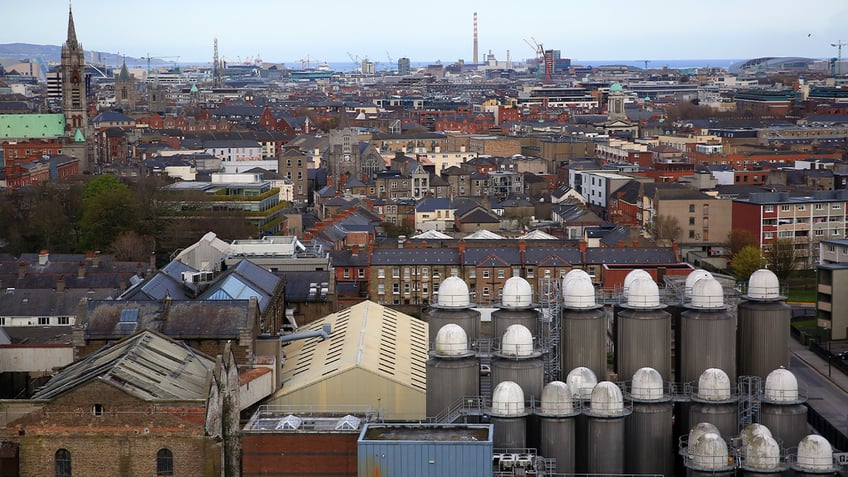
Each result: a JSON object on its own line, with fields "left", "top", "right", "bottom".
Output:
{"left": 617, "top": 276, "right": 672, "bottom": 381}
{"left": 681, "top": 277, "right": 736, "bottom": 384}
{"left": 562, "top": 275, "right": 608, "bottom": 382}
{"left": 791, "top": 435, "right": 839, "bottom": 476}
{"left": 585, "top": 381, "right": 630, "bottom": 475}
{"left": 490, "top": 380, "right": 528, "bottom": 449}
{"left": 689, "top": 368, "right": 738, "bottom": 438}
{"left": 566, "top": 366, "right": 597, "bottom": 474}
{"left": 536, "top": 381, "right": 578, "bottom": 474}
{"left": 427, "top": 276, "right": 480, "bottom": 348}
{"left": 737, "top": 269, "right": 790, "bottom": 380}
{"left": 492, "top": 324, "right": 544, "bottom": 401}
{"left": 625, "top": 367, "right": 673, "bottom": 477}
{"left": 758, "top": 368, "right": 808, "bottom": 452}
{"left": 425, "top": 324, "right": 480, "bottom": 418}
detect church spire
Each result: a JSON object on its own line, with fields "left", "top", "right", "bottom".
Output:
{"left": 66, "top": 1, "right": 78, "bottom": 47}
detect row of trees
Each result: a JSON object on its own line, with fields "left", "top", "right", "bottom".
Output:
{"left": 0, "top": 176, "right": 257, "bottom": 265}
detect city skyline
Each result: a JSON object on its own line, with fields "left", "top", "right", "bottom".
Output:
{"left": 3, "top": 0, "right": 848, "bottom": 66}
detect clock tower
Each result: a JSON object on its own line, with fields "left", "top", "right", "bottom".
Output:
{"left": 61, "top": 4, "right": 89, "bottom": 171}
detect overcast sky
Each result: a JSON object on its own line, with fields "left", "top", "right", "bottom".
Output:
{"left": 4, "top": 0, "right": 848, "bottom": 66}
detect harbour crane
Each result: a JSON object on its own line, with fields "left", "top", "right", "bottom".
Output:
{"left": 831, "top": 41, "right": 847, "bottom": 75}
{"left": 139, "top": 54, "right": 181, "bottom": 83}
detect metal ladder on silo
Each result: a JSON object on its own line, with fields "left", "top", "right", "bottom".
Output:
{"left": 737, "top": 375, "right": 762, "bottom": 432}
{"left": 539, "top": 276, "right": 561, "bottom": 383}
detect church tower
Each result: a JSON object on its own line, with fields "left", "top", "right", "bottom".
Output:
{"left": 61, "top": 3, "right": 89, "bottom": 171}
{"left": 115, "top": 59, "right": 136, "bottom": 111}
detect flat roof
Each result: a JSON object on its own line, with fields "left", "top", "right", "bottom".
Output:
{"left": 360, "top": 423, "right": 492, "bottom": 442}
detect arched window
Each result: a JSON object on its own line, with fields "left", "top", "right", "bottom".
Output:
{"left": 55, "top": 449, "right": 71, "bottom": 477}
{"left": 156, "top": 448, "right": 174, "bottom": 476}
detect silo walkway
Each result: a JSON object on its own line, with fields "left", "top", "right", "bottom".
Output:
{"left": 789, "top": 337, "right": 848, "bottom": 446}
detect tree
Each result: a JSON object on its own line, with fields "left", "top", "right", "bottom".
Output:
{"left": 766, "top": 237, "right": 796, "bottom": 282}
{"left": 731, "top": 245, "right": 766, "bottom": 281}
{"left": 110, "top": 231, "right": 156, "bottom": 262}
{"left": 727, "top": 229, "right": 757, "bottom": 256}
{"left": 79, "top": 186, "right": 141, "bottom": 251}
{"left": 652, "top": 214, "right": 682, "bottom": 242}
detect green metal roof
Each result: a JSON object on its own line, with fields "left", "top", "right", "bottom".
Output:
{"left": 0, "top": 114, "right": 66, "bottom": 139}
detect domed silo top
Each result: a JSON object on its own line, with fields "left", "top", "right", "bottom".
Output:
{"left": 562, "top": 268, "right": 591, "bottom": 290}
{"left": 436, "top": 276, "right": 471, "bottom": 308}
{"left": 697, "top": 368, "right": 732, "bottom": 401}
{"left": 764, "top": 367, "right": 799, "bottom": 403}
{"left": 688, "top": 422, "right": 720, "bottom": 456}
{"left": 540, "top": 381, "right": 574, "bottom": 415}
{"left": 685, "top": 269, "right": 714, "bottom": 298}
{"left": 689, "top": 277, "right": 725, "bottom": 310}
{"left": 623, "top": 268, "right": 652, "bottom": 293}
{"left": 623, "top": 276, "right": 663, "bottom": 309}
{"left": 739, "top": 423, "right": 773, "bottom": 452}
{"left": 501, "top": 276, "right": 534, "bottom": 309}
{"left": 563, "top": 275, "right": 598, "bottom": 309}
{"left": 796, "top": 435, "right": 836, "bottom": 471}
{"left": 492, "top": 380, "right": 525, "bottom": 416}
{"left": 744, "top": 268, "right": 784, "bottom": 301}
{"left": 566, "top": 366, "right": 598, "bottom": 400}
{"left": 434, "top": 324, "right": 469, "bottom": 356}
{"left": 745, "top": 434, "right": 781, "bottom": 471}
{"left": 631, "top": 367, "right": 665, "bottom": 400}
{"left": 589, "top": 381, "right": 624, "bottom": 416}
{"left": 500, "top": 324, "right": 534, "bottom": 357}
{"left": 692, "top": 432, "right": 730, "bottom": 470}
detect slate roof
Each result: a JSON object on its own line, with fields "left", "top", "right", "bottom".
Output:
{"left": 0, "top": 288, "right": 114, "bottom": 318}
{"left": 416, "top": 198, "right": 451, "bottom": 212}
{"left": 585, "top": 247, "right": 677, "bottom": 265}
{"left": 32, "top": 329, "right": 214, "bottom": 401}
{"left": 282, "top": 271, "right": 331, "bottom": 302}
{"left": 371, "top": 248, "right": 460, "bottom": 265}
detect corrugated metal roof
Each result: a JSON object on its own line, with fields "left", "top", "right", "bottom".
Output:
{"left": 274, "top": 301, "right": 428, "bottom": 397}
{"left": 32, "top": 330, "right": 213, "bottom": 401}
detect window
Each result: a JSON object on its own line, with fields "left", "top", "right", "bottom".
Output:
{"left": 451, "top": 268, "right": 459, "bottom": 277}
{"left": 392, "top": 283, "right": 399, "bottom": 294}
{"left": 0, "top": 317, "right": 4, "bottom": 326}
{"left": 404, "top": 283, "right": 410, "bottom": 294}
{"left": 764, "top": 205, "right": 774, "bottom": 212}
{"left": 38, "top": 317, "right": 49, "bottom": 325}
{"left": 92, "top": 404, "right": 103, "bottom": 416}
{"left": 815, "top": 229, "right": 825, "bottom": 236}
{"left": 58, "top": 316, "right": 70, "bottom": 325}
{"left": 343, "top": 269, "right": 350, "bottom": 279}
{"left": 689, "top": 230, "right": 695, "bottom": 239}
{"left": 798, "top": 204, "right": 806, "bottom": 211}
{"left": 403, "top": 267, "right": 411, "bottom": 278}
{"left": 157, "top": 448, "right": 174, "bottom": 476}
{"left": 781, "top": 205, "right": 791, "bottom": 212}
{"left": 468, "top": 268, "right": 476, "bottom": 279}
{"left": 482, "top": 287, "right": 490, "bottom": 296}
{"left": 392, "top": 267, "right": 400, "bottom": 278}
{"left": 834, "top": 229, "right": 842, "bottom": 236}
{"left": 764, "top": 231, "right": 774, "bottom": 239}
{"left": 55, "top": 449, "right": 71, "bottom": 477}
{"left": 689, "top": 204, "right": 695, "bottom": 213}
{"left": 780, "top": 230, "right": 796, "bottom": 238}
{"left": 377, "top": 284, "right": 385, "bottom": 295}
{"left": 815, "top": 203, "right": 824, "bottom": 210}
{"left": 689, "top": 217, "right": 695, "bottom": 226}
{"left": 527, "top": 268, "right": 534, "bottom": 278}
{"left": 498, "top": 287, "right": 504, "bottom": 297}
{"left": 358, "top": 268, "right": 365, "bottom": 278}
{"left": 833, "top": 204, "right": 842, "bottom": 210}
{"left": 377, "top": 268, "right": 385, "bottom": 279}
{"left": 497, "top": 270, "right": 505, "bottom": 279}
{"left": 482, "top": 270, "right": 490, "bottom": 279}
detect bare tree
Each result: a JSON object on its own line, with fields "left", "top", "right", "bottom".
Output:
{"left": 651, "top": 214, "right": 682, "bottom": 242}
{"left": 766, "top": 237, "right": 797, "bottom": 282}
{"left": 110, "top": 231, "right": 156, "bottom": 262}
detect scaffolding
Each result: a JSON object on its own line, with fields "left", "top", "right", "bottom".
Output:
{"left": 538, "top": 276, "right": 561, "bottom": 383}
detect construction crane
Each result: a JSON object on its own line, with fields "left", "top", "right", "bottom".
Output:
{"left": 523, "top": 37, "right": 550, "bottom": 83}
{"left": 299, "top": 54, "right": 314, "bottom": 69}
{"left": 139, "top": 54, "right": 181, "bottom": 83}
{"left": 831, "top": 41, "right": 847, "bottom": 76}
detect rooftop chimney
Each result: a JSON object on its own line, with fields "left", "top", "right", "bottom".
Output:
{"left": 351, "top": 245, "right": 359, "bottom": 256}
{"left": 17, "top": 262, "right": 26, "bottom": 279}
{"left": 56, "top": 275, "right": 65, "bottom": 293}
{"left": 38, "top": 250, "right": 49, "bottom": 266}
{"left": 77, "top": 261, "right": 86, "bottom": 280}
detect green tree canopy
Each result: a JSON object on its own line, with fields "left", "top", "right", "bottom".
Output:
{"left": 79, "top": 184, "right": 140, "bottom": 251}
{"left": 731, "top": 245, "right": 766, "bottom": 281}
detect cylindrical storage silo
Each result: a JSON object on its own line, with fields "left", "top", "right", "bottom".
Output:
{"left": 426, "top": 324, "right": 479, "bottom": 418}
{"left": 625, "top": 367, "right": 673, "bottom": 477}
{"left": 758, "top": 368, "right": 808, "bottom": 452}
{"left": 740, "top": 430, "right": 786, "bottom": 476}
{"left": 536, "top": 381, "right": 579, "bottom": 474}
{"left": 617, "top": 276, "right": 672, "bottom": 381}
{"left": 585, "top": 381, "right": 630, "bottom": 475}
{"left": 684, "top": 269, "right": 713, "bottom": 304}
{"left": 791, "top": 435, "right": 839, "bottom": 476}
{"left": 562, "top": 276, "right": 608, "bottom": 381}
{"left": 427, "top": 276, "right": 480, "bottom": 347}
{"left": 684, "top": 431, "right": 736, "bottom": 477}
{"left": 737, "top": 269, "right": 791, "bottom": 380}
{"left": 681, "top": 277, "right": 736, "bottom": 384}
{"left": 492, "top": 276, "right": 539, "bottom": 340}
{"left": 566, "top": 367, "right": 597, "bottom": 474}
{"left": 492, "top": 324, "right": 544, "bottom": 401}
{"left": 689, "top": 368, "right": 738, "bottom": 438}
{"left": 490, "top": 380, "right": 528, "bottom": 449}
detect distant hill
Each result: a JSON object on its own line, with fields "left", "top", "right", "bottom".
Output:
{"left": 0, "top": 43, "right": 149, "bottom": 67}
